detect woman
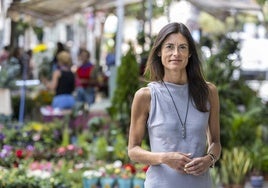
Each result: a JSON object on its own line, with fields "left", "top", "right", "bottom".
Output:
{"left": 42, "top": 51, "right": 75, "bottom": 109}
{"left": 128, "top": 22, "right": 221, "bottom": 188}
{"left": 75, "top": 48, "right": 97, "bottom": 107}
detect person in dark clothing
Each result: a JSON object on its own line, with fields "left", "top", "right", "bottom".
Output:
{"left": 51, "top": 42, "right": 65, "bottom": 72}
{"left": 42, "top": 51, "right": 75, "bottom": 109}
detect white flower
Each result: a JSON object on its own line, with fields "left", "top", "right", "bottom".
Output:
{"left": 27, "top": 170, "right": 51, "bottom": 179}
{"left": 83, "top": 170, "right": 102, "bottom": 179}
{"left": 113, "top": 160, "right": 123, "bottom": 168}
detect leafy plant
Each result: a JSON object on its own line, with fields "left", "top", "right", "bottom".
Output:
{"left": 220, "top": 147, "right": 252, "bottom": 186}
{"left": 112, "top": 133, "right": 128, "bottom": 162}
{"left": 250, "top": 128, "right": 268, "bottom": 175}
{"left": 203, "top": 34, "right": 267, "bottom": 150}
{"left": 107, "top": 43, "right": 140, "bottom": 134}
{"left": 92, "top": 136, "right": 109, "bottom": 161}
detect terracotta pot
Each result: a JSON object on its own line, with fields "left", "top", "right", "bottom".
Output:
{"left": 231, "top": 184, "right": 244, "bottom": 188}
{"left": 222, "top": 184, "right": 232, "bottom": 188}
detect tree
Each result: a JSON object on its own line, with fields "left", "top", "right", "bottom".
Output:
{"left": 107, "top": 44, "right": 140, "bottom": 134}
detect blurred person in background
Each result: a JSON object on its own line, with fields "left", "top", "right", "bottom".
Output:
{"left": 41, "top": 51, "right": 75, "bottom": 110}
{"left": 7, "top": 47, "right": 23, "bottom": 79}
{"left": 75, "top": 48, "right": 98, "bottom": 107}
{"left": 0, "top": 45, "right": 10, "bottom": 68}
{"left": 50, "top": 42, "right": 65, "bottom": 72}
{"left": 25, "top": 49, "right": 34, "bottom": 79}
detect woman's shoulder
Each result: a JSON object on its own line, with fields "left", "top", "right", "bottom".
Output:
{"left": 206, "top": 82, "right": 219, "bottom": 102}
{"left": 133, "top": 87, "right": 151, "bottom": 112}
{"left": 135, "top": 86, "right": 150, "bottom": 97}
{"left": 206, "top": 82, "right": 218, "bottom": 93}
{"left": 134, "top": 87, "right": 151, "bottom": 103}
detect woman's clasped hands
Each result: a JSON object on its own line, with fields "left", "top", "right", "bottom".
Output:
{"left": 163, "top": 152, "right": 211, "bottom": 176}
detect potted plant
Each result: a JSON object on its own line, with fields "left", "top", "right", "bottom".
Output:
{"left": 83, "top": 169, "right": 102, "bottom": 188}
{"left": 132, "top": 163, "right": 149, "bottom": 188}
{"left": 249, "top": 136, "right": 268, "bottom": 188}
{"left": 220, "top": 147, "right": 252, "bottom": 188}
{"left": 99, "top": 161, "right": 121, "bottom": 188}
{"left": 116, "top": 163, "right": 135, "bottom": 188}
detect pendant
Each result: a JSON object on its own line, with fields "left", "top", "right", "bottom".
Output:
{"left": 182, "top": 126, "right": 186, "bottom": 139}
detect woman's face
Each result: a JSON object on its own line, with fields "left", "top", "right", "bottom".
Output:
{"left": 159, "top": 33, "right": 190, "bottom": 71}
{"left": 78, "top": 51, "right": 89, "bottom": 64}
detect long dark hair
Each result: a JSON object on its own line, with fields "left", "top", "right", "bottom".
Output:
{"left": 144, "top": 22, "right": 209, "bottom": 112}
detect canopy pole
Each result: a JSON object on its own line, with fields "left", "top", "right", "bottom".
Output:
{"left": 115, "top": 0, "right": 124, "bottom": 66}
{"left": 109, "top": 0, "right": 124, "bottom": 99}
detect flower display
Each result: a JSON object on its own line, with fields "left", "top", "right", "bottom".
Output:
{"left": 55, "top": 144, "right": 85, "bottom": 161}
{"left": 134, "top": 164, "right": 149, "bottom": 180}
{"left": 83, "top": 169, "right": 102, "bottom": 179}
{"left": 119, "top": 163, "right": 136, "bottom": 179}
{"left": 99, "top": 162, "right": 120, "bottom": 178}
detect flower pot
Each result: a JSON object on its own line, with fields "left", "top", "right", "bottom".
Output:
{"left": 250, "top": 175, "right": 264, "bottom": 188}
{"left": 231, "top": 184, "right": 244, "bottom": 188}
{"left": 100, "top": 177, "right": 116, "bottom": 188}
{"left": 132, "top": 178, "right": 144, "bottom": 188}
{"left": 117, "top": 178, "right": 132, "bottom": 188}
{"left": 83, "top": 177, "right": 99, "bottom": 188}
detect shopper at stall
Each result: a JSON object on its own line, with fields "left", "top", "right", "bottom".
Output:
{"left": 75, "top": 48, "right": 97, "bottom": 107}
{"left": 42, "top": 51, "right": 75, "bottom": 110}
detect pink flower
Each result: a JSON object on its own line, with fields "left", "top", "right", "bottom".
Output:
{"left": 67, "top": 144, "right": 75, "bottom": 151}
{"left": 57, "top": 147, "right": 66, "bottom": 155}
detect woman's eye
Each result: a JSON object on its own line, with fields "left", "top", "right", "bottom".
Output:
{"left": 179, "top": 45, "right": 187, "bottom": 49}
{"left": 166, "top": 45, "right": 173, "bottom": 49}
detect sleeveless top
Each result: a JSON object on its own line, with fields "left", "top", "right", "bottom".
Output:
{"left": 145, "top": 81, "right": 211, "bottom": 188}
{"left": 56, "top": 70, "right": 75, "bottom": 96}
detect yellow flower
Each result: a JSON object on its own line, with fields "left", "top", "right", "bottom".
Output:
{"left": 33, "top": 44, "right": 47, "bottom": 53}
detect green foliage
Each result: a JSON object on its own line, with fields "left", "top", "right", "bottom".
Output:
{"left": 250, "top": 128, "right": 268, "bottom": 174}
{"left": 112, "top": 133, "right": 128, "bottom": 163}
{"left": 33, "top": 26, "right": 44, "bottom": 42}
{"left": 108, "top": 44, "right": 140, "bottom": 132}
{"left": 220, "top": 147, "right": 252, "bottom": 185}
{"left": 125, "top": 0, "right": 173, "bottom": 19}
{"left": 203, "top": 35, "right": 267, "bottom": 149}
{"left": 92, "top": 136, "right": 110, "bottom": 161}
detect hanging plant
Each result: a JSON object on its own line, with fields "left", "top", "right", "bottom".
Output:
{"left": 33, "top": 26, "right": 44, "bottom": 42}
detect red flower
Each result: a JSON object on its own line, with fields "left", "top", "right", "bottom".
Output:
{"left": 123, "top": 163, "right": 136, "bottom": 174}
{"left": 16, "top": 149, "right": 23, "bottom": 158}
{"left": 142, "top": 165, "right": 149, "bottom": 172}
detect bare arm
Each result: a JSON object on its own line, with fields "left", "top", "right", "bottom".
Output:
{"left": 128, "top": 87, "right": 163, "bottom": 165}
{"left": 206, "top": 82, "right": 221, "bottom": 160}
{"left": 44, "top": 70, "right": 60, "bottom": 92}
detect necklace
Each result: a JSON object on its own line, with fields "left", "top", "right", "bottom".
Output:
{"left": 163, "top": 81, "right": 190, "bottom": 139}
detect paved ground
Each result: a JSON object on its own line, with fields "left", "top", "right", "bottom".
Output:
{"left": 217, "top": 181, "right": 268, "bottom": 188}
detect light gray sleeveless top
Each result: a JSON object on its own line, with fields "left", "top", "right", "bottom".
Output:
{"left": 145, "top": 81, "right": 212, "bottom": 188}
